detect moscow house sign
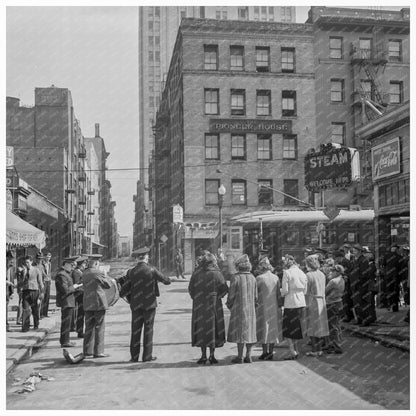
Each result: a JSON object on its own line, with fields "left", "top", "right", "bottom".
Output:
{"left": 209, "top": 119, "right": 292, "bottom": 134}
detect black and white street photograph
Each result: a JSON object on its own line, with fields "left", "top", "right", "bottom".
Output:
{"left": 3, "top": 2, "right": 412, "bottom": 411}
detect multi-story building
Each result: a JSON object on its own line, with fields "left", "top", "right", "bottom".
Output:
{"left": 6, "top": 87, "right": 92, "bottom": 256}
{"left": 307, "top": 6, "right": 410, "bottom": 209}
{"left": 134, "top": 5, "right": 297, "bottom": 250}
{"left": 118, "top": 235, "right": 132, "bottom": 257}
{"left": 154, "top": 18, "right": 316, "bottom": 272}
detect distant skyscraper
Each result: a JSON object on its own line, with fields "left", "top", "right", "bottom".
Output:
{"left": 135, "top": 6, "right": 296, "bottom": 246}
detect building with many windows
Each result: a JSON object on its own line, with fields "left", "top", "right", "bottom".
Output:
{"left": 134, "top": 6, "right": 296, "bottom": 250}
{"left": 307, "top": 6, "right": 410, "bottom": 210}
{"left": 153, "top": 18, "right": 315, "bottom": 272}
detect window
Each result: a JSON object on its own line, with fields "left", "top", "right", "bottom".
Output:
{"left": 331, "top": 123, "right": 345, "bottom": 144}
{"left": 256, "top": 47, "right": 270, "bottom": 72}
{"left": 230, "top": 46, "right": 244, "bottom": 71}
{"left": 238, "top": 7, "right": 248, "bottom": 20}
{"left": 231, "top": 135, "right": 246, "bottom": 160}
{"left": 204, "top": 45, "right": 218, "bottom": 70}
{"left": 258, "top": 180, "right": 273, "bottom": 205}
{"left": 205, "top": 179, "right": 220, "bottom": 205}
{"left": 231, "top": 89, "right": 245, "bottom": 115}
{"left": 256, "top": 90, "right": 271, "bottom": 115}
{"left": 180, "top": 10, "right": 186, "bottom": 19}
{"left": 232, "top": 180, "right": 246, "bottom": 205}
{"left": 359, "top": 38, "right": 372, "bottom": 59}
{"left": 216, "top": 11, "right": 221, "bottom": 19}
{"left": 281, "top": 47, "right": 295, "bottom": 73}
{"left": 155, "top": 7, "right": 160, "bottom": 17}
{"left": 257, "top": 134, "right": 272, "bottom": 160}
{"left": 283, "top": 134, "right": 297, "bottom": 159}
{"left": 330, "top": 79, "right": 344, "bottom": 102}
{"left": 282, "top": 90, "right": 296, "bottom": 116}
{"left": 205, "top": 134, "right": 219, "bottom": 159}
{"left": 388, "top": 40, "right": 402, "bottom": 62}
{"left": 148, "top": 21, "right": 153, "bottom": 30}
{"left": 222, "top": 11, "right": 227, "bottom": 20}
{"left": 204, "top": 89, "right": 219, "bottom": 114}
{"left": 148, "top": 51, "right": 153, "bottom": 62}
{"left": 329, "top": 37, "right": 343, "bottom": 59}
{"left": 284, "top": 179, "right": 299, "bottom": 205}
{"left": 254, "top": 6, "right": 259, "bottom": 20}
{"left": 390, "top": 81, "right": 403, "bottom": 104}
{"left": 261, "top": 6, "right": 267, "bottom": 20}
{"left": 361, "top": 80, "right": 373, "bottom": 100}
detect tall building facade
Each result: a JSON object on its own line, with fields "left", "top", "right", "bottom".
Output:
{"left": 154, "top": 18, "right": 315, "bottom": 272}
{"left": 307, "top": 6, "right": 410, "bottom": 209}
{"left": 134, "top": 6, "right": 296, "bottom": 249}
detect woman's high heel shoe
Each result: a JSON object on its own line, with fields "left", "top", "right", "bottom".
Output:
{"left": 209, "top": 356, "right": 218, "bottom": 364}
{"left": 197, "top": 357, "right": 207, "bottom": 364}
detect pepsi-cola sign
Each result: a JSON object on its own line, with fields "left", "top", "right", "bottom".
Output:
{"left": 304, "top": 144, "right": 353, "bottom": 191}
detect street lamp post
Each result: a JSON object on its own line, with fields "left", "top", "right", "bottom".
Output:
{"left": 218, "top": 184, "right": 226, "bottom": 252}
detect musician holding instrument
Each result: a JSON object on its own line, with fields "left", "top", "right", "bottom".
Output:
{"left": 82, "top": 254, "right": 113, "bottom": 358}
{"left": 120, "top": 246, "right": 171, "bottom": 362}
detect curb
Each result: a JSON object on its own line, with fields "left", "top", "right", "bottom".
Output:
{"left": 341, "top": 324, "right": 410, "bottom": 353}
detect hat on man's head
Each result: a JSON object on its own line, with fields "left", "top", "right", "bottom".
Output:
{"left": 76, "top": 256, "right": 88, "bottom": 264}
{"left": 353, "top": 243, "right": 363, "bottom": 251}
{"left": 63, "top": 256, "right": 79, "bottom": 264}
{"left": 133, "top": 246, "right": 150, "bottom": 256}
{"left": 86, "top": 254, "right": 103, "bottom": 260}
{"left": 36, "top": 251, "right": 44, "bottom": 259}
{"left": 362, "top": 246, "right": 371, "bottom": 253}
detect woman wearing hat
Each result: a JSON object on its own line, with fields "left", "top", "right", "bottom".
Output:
{"left": 188, "top": 252, "right": 228, "bottom": 364}
{"left": 304, "top": 255, "right": 329, "bottom": 357}
{"left": 255, "top": 257, "right": 283, "bottom": 360}
{"left": 280, "top": 255, "right": 308, "bottom": 360}
{"left": 226, "top": 254, "right": 257, "bottom": 363}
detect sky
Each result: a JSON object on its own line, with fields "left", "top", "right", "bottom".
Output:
{"left": 4, "top": 2, "right": 410, "bottom": 237}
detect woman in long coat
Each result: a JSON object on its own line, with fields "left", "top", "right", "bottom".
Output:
{"left": 188, "top": 252, "right": 228, "bottom": 364}
{"left": 256, "top": 257, "right": 283, "bottom": 360}
{"left": 226, "top": 254, "right": 257, "bottom": 364}
{"left": 305, "top": 255, "right": 329, "bottom": 356}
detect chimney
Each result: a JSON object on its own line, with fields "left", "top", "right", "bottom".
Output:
{"left": 95, "top": 123, "right": 100, "bottom": 137}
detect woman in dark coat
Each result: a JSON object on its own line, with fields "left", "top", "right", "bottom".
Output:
{"left": 188, "top": 252, "right": 228, "bottom": 364}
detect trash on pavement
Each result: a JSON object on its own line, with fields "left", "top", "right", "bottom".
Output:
{"left": 13, "top": 370, "right": 53, "bottom": 394}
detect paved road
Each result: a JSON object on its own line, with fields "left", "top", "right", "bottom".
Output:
{"left": 6, "top": 262, "right": 409, "bottom": 410}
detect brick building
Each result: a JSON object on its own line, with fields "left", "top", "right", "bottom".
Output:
{"left": 154, "top": 18, "right": 316, "bottom": 273}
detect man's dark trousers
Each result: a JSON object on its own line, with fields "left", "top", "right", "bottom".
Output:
{"left": 60, "top": 307, "right": 74, "bottom": 345}
{"left": 22, "top": 289, "right": 40, "bottom": 331}
{"left": 130, "top": 308, "right": 156, "bottom": 361}
{"left": 41, "top": 280, "right": 51, "bottom": 318}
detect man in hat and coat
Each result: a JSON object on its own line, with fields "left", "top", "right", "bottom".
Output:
{"left": 40, "top": 252, "right": 53, "bottom": 318}
{"left": 82, "top": 254, "right": 113, "bottom": 358}
{"left": 121, "top": 247, "right": 171, "bottom": 362}
{"left": 55, "top": 256, "right": 82, "bottom": 346}
{"left": 382, "top": 244, "right": 402, "bottom": 312}
{"left": 72, "top": 256, "right": 88, "bottom": 338}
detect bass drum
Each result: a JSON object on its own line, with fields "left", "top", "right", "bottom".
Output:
{"left": 104, "top": 277, "right": 120, "bottom": 307}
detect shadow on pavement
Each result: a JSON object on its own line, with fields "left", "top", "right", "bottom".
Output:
{"left": 161, "top": 308, "right": 192, "bottom": 314}
{"left": 166, "top": 288, "right": 189, "bottom": 294}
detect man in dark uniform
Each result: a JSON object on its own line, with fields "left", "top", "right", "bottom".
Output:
{"left": 55, "top": 256, "right": 81, "bottom": 347}
{"left": 72, "top": 256, "right": 88, "bottom": 338}
{"left": 383, "top": 244, "right": 402, "bottom": 312}
{"left": 336, "top": 245, "right": 354, "bottom": 322}
{"left": 83, "top": 254, "right": 113, "bottom": 358}
{"left": 121, "top": 247, "right": 171, "bottom": 362}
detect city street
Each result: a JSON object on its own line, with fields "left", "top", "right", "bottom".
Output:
{"left": 6, "top": 262, "right": 409, "bottom": 410}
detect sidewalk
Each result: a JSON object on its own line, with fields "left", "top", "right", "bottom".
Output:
{"left": 341, "top": 306, "right": 410, "bottom": 352}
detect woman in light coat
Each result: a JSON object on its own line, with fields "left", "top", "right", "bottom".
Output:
{"left": 227, "top": 254, "right": 257, "bottom": 364}
{"left": 305, "top": 255, "right": 329, "bottom": 357}
{"left": 280, "top": 255, "right": 308, "bottom": 360}
{"left": 255, "top": 257, "right": 283, "bottom": 360}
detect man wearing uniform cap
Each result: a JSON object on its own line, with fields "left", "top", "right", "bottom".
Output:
{"left": 71, "top": 256, "right": 88, "bottom": 338}
{"left": 82, "top": 254, "right": 113, "bottom": 358}
{"left": 120, "top": 246, "right": 171, "bottom": 362}
{"left": 55, "top": 256, "right": 83, "bottom": 347}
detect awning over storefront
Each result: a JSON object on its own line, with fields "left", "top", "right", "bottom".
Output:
{"left": 232, "top": 209, "right": 375, "bottom": 224}
{"left": 6, "top": 210, "right": 46, "bottom": 249}
{"left": 184, "top": 219, "right": 219, "bottom": 239}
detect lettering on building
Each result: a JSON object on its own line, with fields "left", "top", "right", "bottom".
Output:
{"left": 209, "top": 119, "right": 292, "bottom": 134}
{"left": 372, "top": 137, "right": 401, "bottom": 180}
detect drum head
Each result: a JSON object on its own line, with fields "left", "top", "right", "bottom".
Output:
{"left": 105, "top": 277, "right": 120, "bottom": 307}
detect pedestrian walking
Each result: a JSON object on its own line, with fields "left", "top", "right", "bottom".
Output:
{"left": 120, "top": 247, "right": 171, "bottom": 362}
{"left": 82, "top": 254, "right": 113, "bottom": 358}
{"left": 55, "top": 256, "right": 82, "bottom": 347}
{"left": 325, "top": 264, "right": 345, "bottom": 354}
{"left": 21, "top": 255, "right": 44, "bottom": 332}
{"left": 255, "top": 256, "right": 283, "bottom": 361}
{"left": 304, "top": 255, "right": 329, "bottom": 357}
{"left": 226, "top": 254, "right": 257, "bottom": 364}
{"left": 72, "top": 256, "right": 87, "bottom": 338}
{"left": 6, "top": 256, "right": 15, "bottom": 332}
{"left": 40, "top": 252, "right": 52, "bottom": 318}
{"left": 280, "top": 255, "right": 308, "bottom": 360}
{"left": 188, "top": 252, "right": 228, "bottom": 364}
{"left": 174, "top": 248, "right": 185, "bottom": 279}
{"left": 33, "top": 252, "right": 46, "bottom": 321}
{"left": 15, "top": 261, "right": 26, "bottom": 325}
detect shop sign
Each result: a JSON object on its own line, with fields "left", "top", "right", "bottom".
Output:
{"left": 172, "top": 204, "right": 183, "bottom": 224}
{"left": 6, "top": 146, "right": 14, "bottom": 168}
{"left": 304, "top": 145, "right": 352, "bottom": 191}
{"left": 372, "top": 138, "right": 400, "bottom": 180}
{"left": 209, "top": 118, "right": 292, "bottom": 134}
{"left": 6, "top": 190, "right": 13, "bottom": 211}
